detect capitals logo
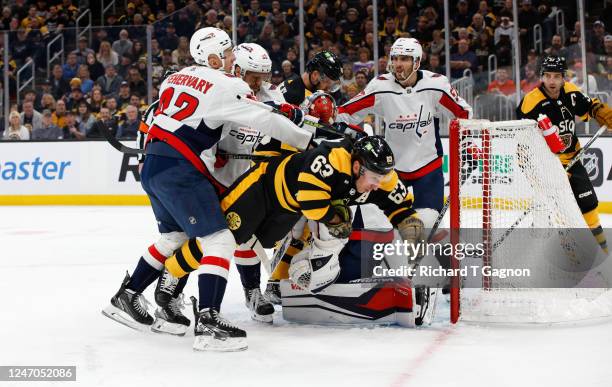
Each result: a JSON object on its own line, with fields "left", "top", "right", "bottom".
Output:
{"left": 386, "top": 105, "right": 432, "bottom": 137}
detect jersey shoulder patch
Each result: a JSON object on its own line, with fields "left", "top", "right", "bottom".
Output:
{"left": 520, "top": 87, "right": 546, "bottom": 115}
{"left": 563, "top": 82, "right": 582, "bottom": 94}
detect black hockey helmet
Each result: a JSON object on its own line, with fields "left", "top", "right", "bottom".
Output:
{"left": 352, "top": 136, "right": 395, "bottom": 176}
{"left": 306, "top": 51, "right": 343, "bottom": 81}
{"left": 540, "top": 55, "right": 567, "bottom": 76}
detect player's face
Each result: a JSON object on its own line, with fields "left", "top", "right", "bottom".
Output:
{"left": 223, "top": 48, "right": 235, "bottom": 73}
{"left": 354, "top": 162, "right": 391, "bottom": 193}
{"left": 318, "top": 72, "right": 341, "bottom": 93}
{"left": 391, "top": 55, "right": 415, "bottom": 81}
{"left": 541, "top": 72, "right": 564, "bottom": 96}
{"left": 243, "top": 71, "right": 270, "bottom": 93}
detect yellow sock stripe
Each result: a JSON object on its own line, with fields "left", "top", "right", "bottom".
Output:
{"left": 179, "top": 240, "right": 201, "bottom": 271}
{"left": 582, "top": 208, "right": 601, "bottom": 229}
{"left": 165, "top": 255, "right": 188, "bottom": 278}
{"left": 270, "top": 261, "right": 290, "bottom": 281}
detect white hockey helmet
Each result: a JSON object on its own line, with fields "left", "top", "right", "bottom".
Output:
{"left": 189, "top": 27, "right": 233, "bottom": 68}
{"left": 231, "top": 43, "right": 272, "bottom": 78}
{"left": 388, "top": 38, "right": 422, "bottom": 81}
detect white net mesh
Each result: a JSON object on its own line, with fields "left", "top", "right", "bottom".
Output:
{"left": 453, "top": 119, "right": 612, "bottom": 324}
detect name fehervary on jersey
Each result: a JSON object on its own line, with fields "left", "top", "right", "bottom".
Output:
{"left": 165, "top": 73, "right": 214, "bottom": 94}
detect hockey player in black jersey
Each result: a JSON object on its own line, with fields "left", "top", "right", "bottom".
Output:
{"left": 517, "top": 55, "right": 612, "bottom": 253}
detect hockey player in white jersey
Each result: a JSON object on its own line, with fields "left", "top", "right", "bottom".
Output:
{"left": 102, "top": 28, "right": 315, "bottom": 352}
{"left": 337, "top": 38, "right": 473, "bottom": 230}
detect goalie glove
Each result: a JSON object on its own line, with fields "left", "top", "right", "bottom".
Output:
{"left": 324, "top": 199, "right": 352, "bottom": 239}
{"left": 537, "top": 114, "right": 565, "bottom": 153}
{"left": 592, "top": 101, "right": 612, "bottom": 129}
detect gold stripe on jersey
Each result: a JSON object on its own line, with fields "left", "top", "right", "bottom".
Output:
{"left": 274, "top": 156, "right": 299, "bottom": 212}
{"left": 296, "top": 189, "right": 331, "bottom": 202}
{"left": 221, "top": 162, "right": 268, "bottom": 212}
{"left": 253, "top": 150, "right": 282, "bottom": 157}
{"left": 281, "top": 143, "right": 299, "bottom": 153}
{"left": 520, "top": 87, "right": 547, "bottom": 115}
{"left": 301, "top": 205, "right": 330, "bottom": 220}
{"left": 328, "top": 147, "right": 353, "bottom": 175}
{"left": 298, "top": 172, "right": 332, "bottom": 191}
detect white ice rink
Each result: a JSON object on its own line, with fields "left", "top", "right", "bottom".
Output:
{"left": 2, "top": 206, "right": 612, "bottom": 387}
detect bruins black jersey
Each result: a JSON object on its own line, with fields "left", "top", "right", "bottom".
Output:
{"left": 517, "top": 82, "right": 601, "bottom": 163}
{"left": 267, "top": 139, "right": 414, "bottom": 225}
{"left": 280, "top": 74, "right": 311, "bottom": 105}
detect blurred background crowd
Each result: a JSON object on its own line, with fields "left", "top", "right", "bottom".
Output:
{"left": 0, "top": 0, "right": 609, "bottom": 141}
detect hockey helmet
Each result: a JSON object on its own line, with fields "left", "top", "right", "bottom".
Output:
{"left": 388, "top": 38, "right": 422, "bottom": 81}
{"left": 306, "top": 51, "right": 343, "bottom": 81}
{"left": 304, "top": 90, "right": 337, "bottom": 124}
{"left": 540, "top": 55, "right": 567, "bottom": 76}
{"left": 232, "top": 43, "right": 272, "bottom": 78}
{"left": 352, "top": 136, "right": 395, "bottom": 176}
{"left": 190, "top": 27, "right": 233, "bottom": 67}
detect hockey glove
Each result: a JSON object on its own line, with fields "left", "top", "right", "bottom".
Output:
{"left": 324, "top": 199, "right": 353, "bottom": 239}
{"left": 265, "top": 101, "right": 305, "bottom": 127}
{"left": 592, "top": 101, "right": 612, "bottom": 129}
{"left": 333, "top": 122, "right": 367, "bottom": 141}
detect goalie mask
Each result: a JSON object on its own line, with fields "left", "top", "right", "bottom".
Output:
{"left": 190, "top": 27, "right": 233, "bottom": 68}
{"left": 388, "top": 38, "right": 422, "bottom": 83}
{"left": 303, "top": 90, "right": 337, "bottom": 124}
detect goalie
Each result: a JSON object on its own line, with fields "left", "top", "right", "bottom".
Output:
{"left": 517, "top": 55, "right": 612, "bottom": 253}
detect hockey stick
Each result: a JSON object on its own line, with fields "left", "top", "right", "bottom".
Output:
{"left": 491, "top": 124, "right": 607, "bottom": 252}
{"left": 100, "top": 126, "right": 146, "bottom": 154}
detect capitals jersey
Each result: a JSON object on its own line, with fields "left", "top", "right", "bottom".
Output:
{"left": 337, "top": 70, "right": 472, "bottom": 177}
{"left": 202, "top": 81, "right": 285, "bottom": 188}
{"left": 145, "top": 65, "right": 313, "bottom": 188}
{"left": 517, "top": 82, "right": 603, "bottom": 165}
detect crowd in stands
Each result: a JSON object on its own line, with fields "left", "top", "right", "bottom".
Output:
{"left": 0, "top": 0, "right": 610, "bottom": 141}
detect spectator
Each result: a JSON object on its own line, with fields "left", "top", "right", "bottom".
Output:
{"left": 498, "top": 0, "right": 513, "bottom": 19}
{"left": 129, "top": 94, "right": 143, "bottom": 110}
{"left": 518, "top": 0, "right": 540, "bottom": 46}
{"left": 259, "top": 22, "right": 275, "bottom": 51}
{"left": 72, "top": 37, "right": 94, "bottom": 64}
{"left": 62, "top": 52, "right": 79, "bottom": 81}
{"left": 117, "top": 2, "right": 135, "bottom": 25}
{"left": 32, "top": 109, "right": 62, "bottom": 140}
{"left": 281, "top": 60, "right": 295, "bottom": 80}
{"left": 410, "top": 16, "right": 433, "bottom": 42}
{"left": 345, "top": 82, "right": 360, "bottom": 100}
{"left": 112, "top": 29, "right": 133, "bottom": 58}
{"left": 394, "top": 5, "right": 410, "bottom": 32}
{"left": 52, "top": 99, "right": 68, "bottom": 128}
{"left": 467, "top": 13, "right": 493, "bottom": 45}
{"left": 544, "top": 35, "right": 568, "bottom": 57}
{"left": 116, "top": 81, "right": 131, "bottom": 109}
{"left": 520, "top": 64, "right": 540, "bottom": 94}
{"left": 49, "top": 64, "right": 70, "bottom": 100}
{"left": 473, "top": 32, "right": 494, "bottom": 72}
{"left": 20, "top": 100, "right": 42, "bottom": 131}
{"left": 131, "top": 40, "right": 145, "bottom": 60}
{"left": 352, "top": 47, "right": 374, "bottom": 75}
{"left": 1, "top": 7, "right": 12, "bottom": 30}
{"left": 453, "top": 0, "right": 473, "bottom": 28}
{"left": 105, "top": 97, "right": 119, "bottom": 117}
{"left": 87, "top": 88, "right": 104, "bottom": 114}
{"left": 354, "top": 69, "right": 369, "bottom": 92}
{"left": 340, "top": 63, "right": 355, "bottom": 92}
{"left": 271, "top": 69, "right": 283, "bottom": 85}
{"left": 175, "top": 10, "right": 196, "bottom": 38}
{"left": 66, "top": 81, "right": 86, "bottom": 112}
{"left": 87, "top": 107, "right": 117, "bottom": 138}
{"left": 450, "top": 39, "right": 478, "bottom": 79}
{"left": 117, "top": 54, "right": 133, "bottom": 79}
{"left": 159, "top": 23, "right": 179, "bottom": 51}
{"left": 127, "top": 67, "right": 146, "bottom": 97}
{"left": 75, "top": 101, "right": 96, "bottom": 134}
{"left": 96, "top": 64, "right": 123, "bottom": 97}
{"left": 379, "top": 16, "right": 401, "bottom": 46}
{"left": 245, "top": 11, "right": 264, "bottom": 42}
{"left": 76, "top": 65, "right": 94, "bottom": 95}
{"left": 62, "top": 111, "right": 86, "bottom": 140}
{"left": 201, "top": 9, "right": 220, "bottom": 28}
{"left": 590, "top": 21, "right": 607, "bottom": 55}
{"left": 97, "top": 41, "right": 119, "bottom": 68}
{"left": 430, "top": 29, "right": 445, "bottom": 57}
{"left": 40, "top": 93, "right": 56, "bottom": 112}
{"left": 116, "top": 105, "right": 139, "bottom": 139}
{"left": 378, "top": 57, "right": 388, "bottom": 74}
{"left": 45, "top": 5, "right": 66, "bottom": 35}
{"left": 12, "top": 29, "right": 32, "bottom": 67}
{"left": 476, "top": 0, "right": 497, "bottom": 28}
{"left": 487, "top": 68, "right": 516, "bottom": 96}
{"left": 494, "top": 16, "right": 514, "bottom": 44}
{"left": 172, "top": 36, "right": 191, "bottom": 66}
{"left": 426, "top": 53, "right": 445, "bottom": 74}
{"left": 570, "top": 62, "right": 598, "bottom": 93}
{"left": 3, "top": 111, "right": 30, "bottom": 140}
{"left": 86, "top": 52, "right": 105, "bottom": 83}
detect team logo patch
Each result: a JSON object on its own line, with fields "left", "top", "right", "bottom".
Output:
{"left": 226, "top": 212, "right": 242, "bottom": 230}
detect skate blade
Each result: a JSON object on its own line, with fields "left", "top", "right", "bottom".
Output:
{"left": 101, "top": 305, "right": 152, "bottom": 332}
{"left": 151, "top": 318, "right": 189, "bottom": 336}
{"left": 193, "top": 336, "right": 248, "bottom": 352}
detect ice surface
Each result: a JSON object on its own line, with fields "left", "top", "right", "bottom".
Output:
{"left": 1, "top": 206, "right": 611, "bottom": 387}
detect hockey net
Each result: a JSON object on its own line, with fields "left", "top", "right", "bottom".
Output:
{"left": 449, "top": 119, "right": 612, "bottom": 324}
